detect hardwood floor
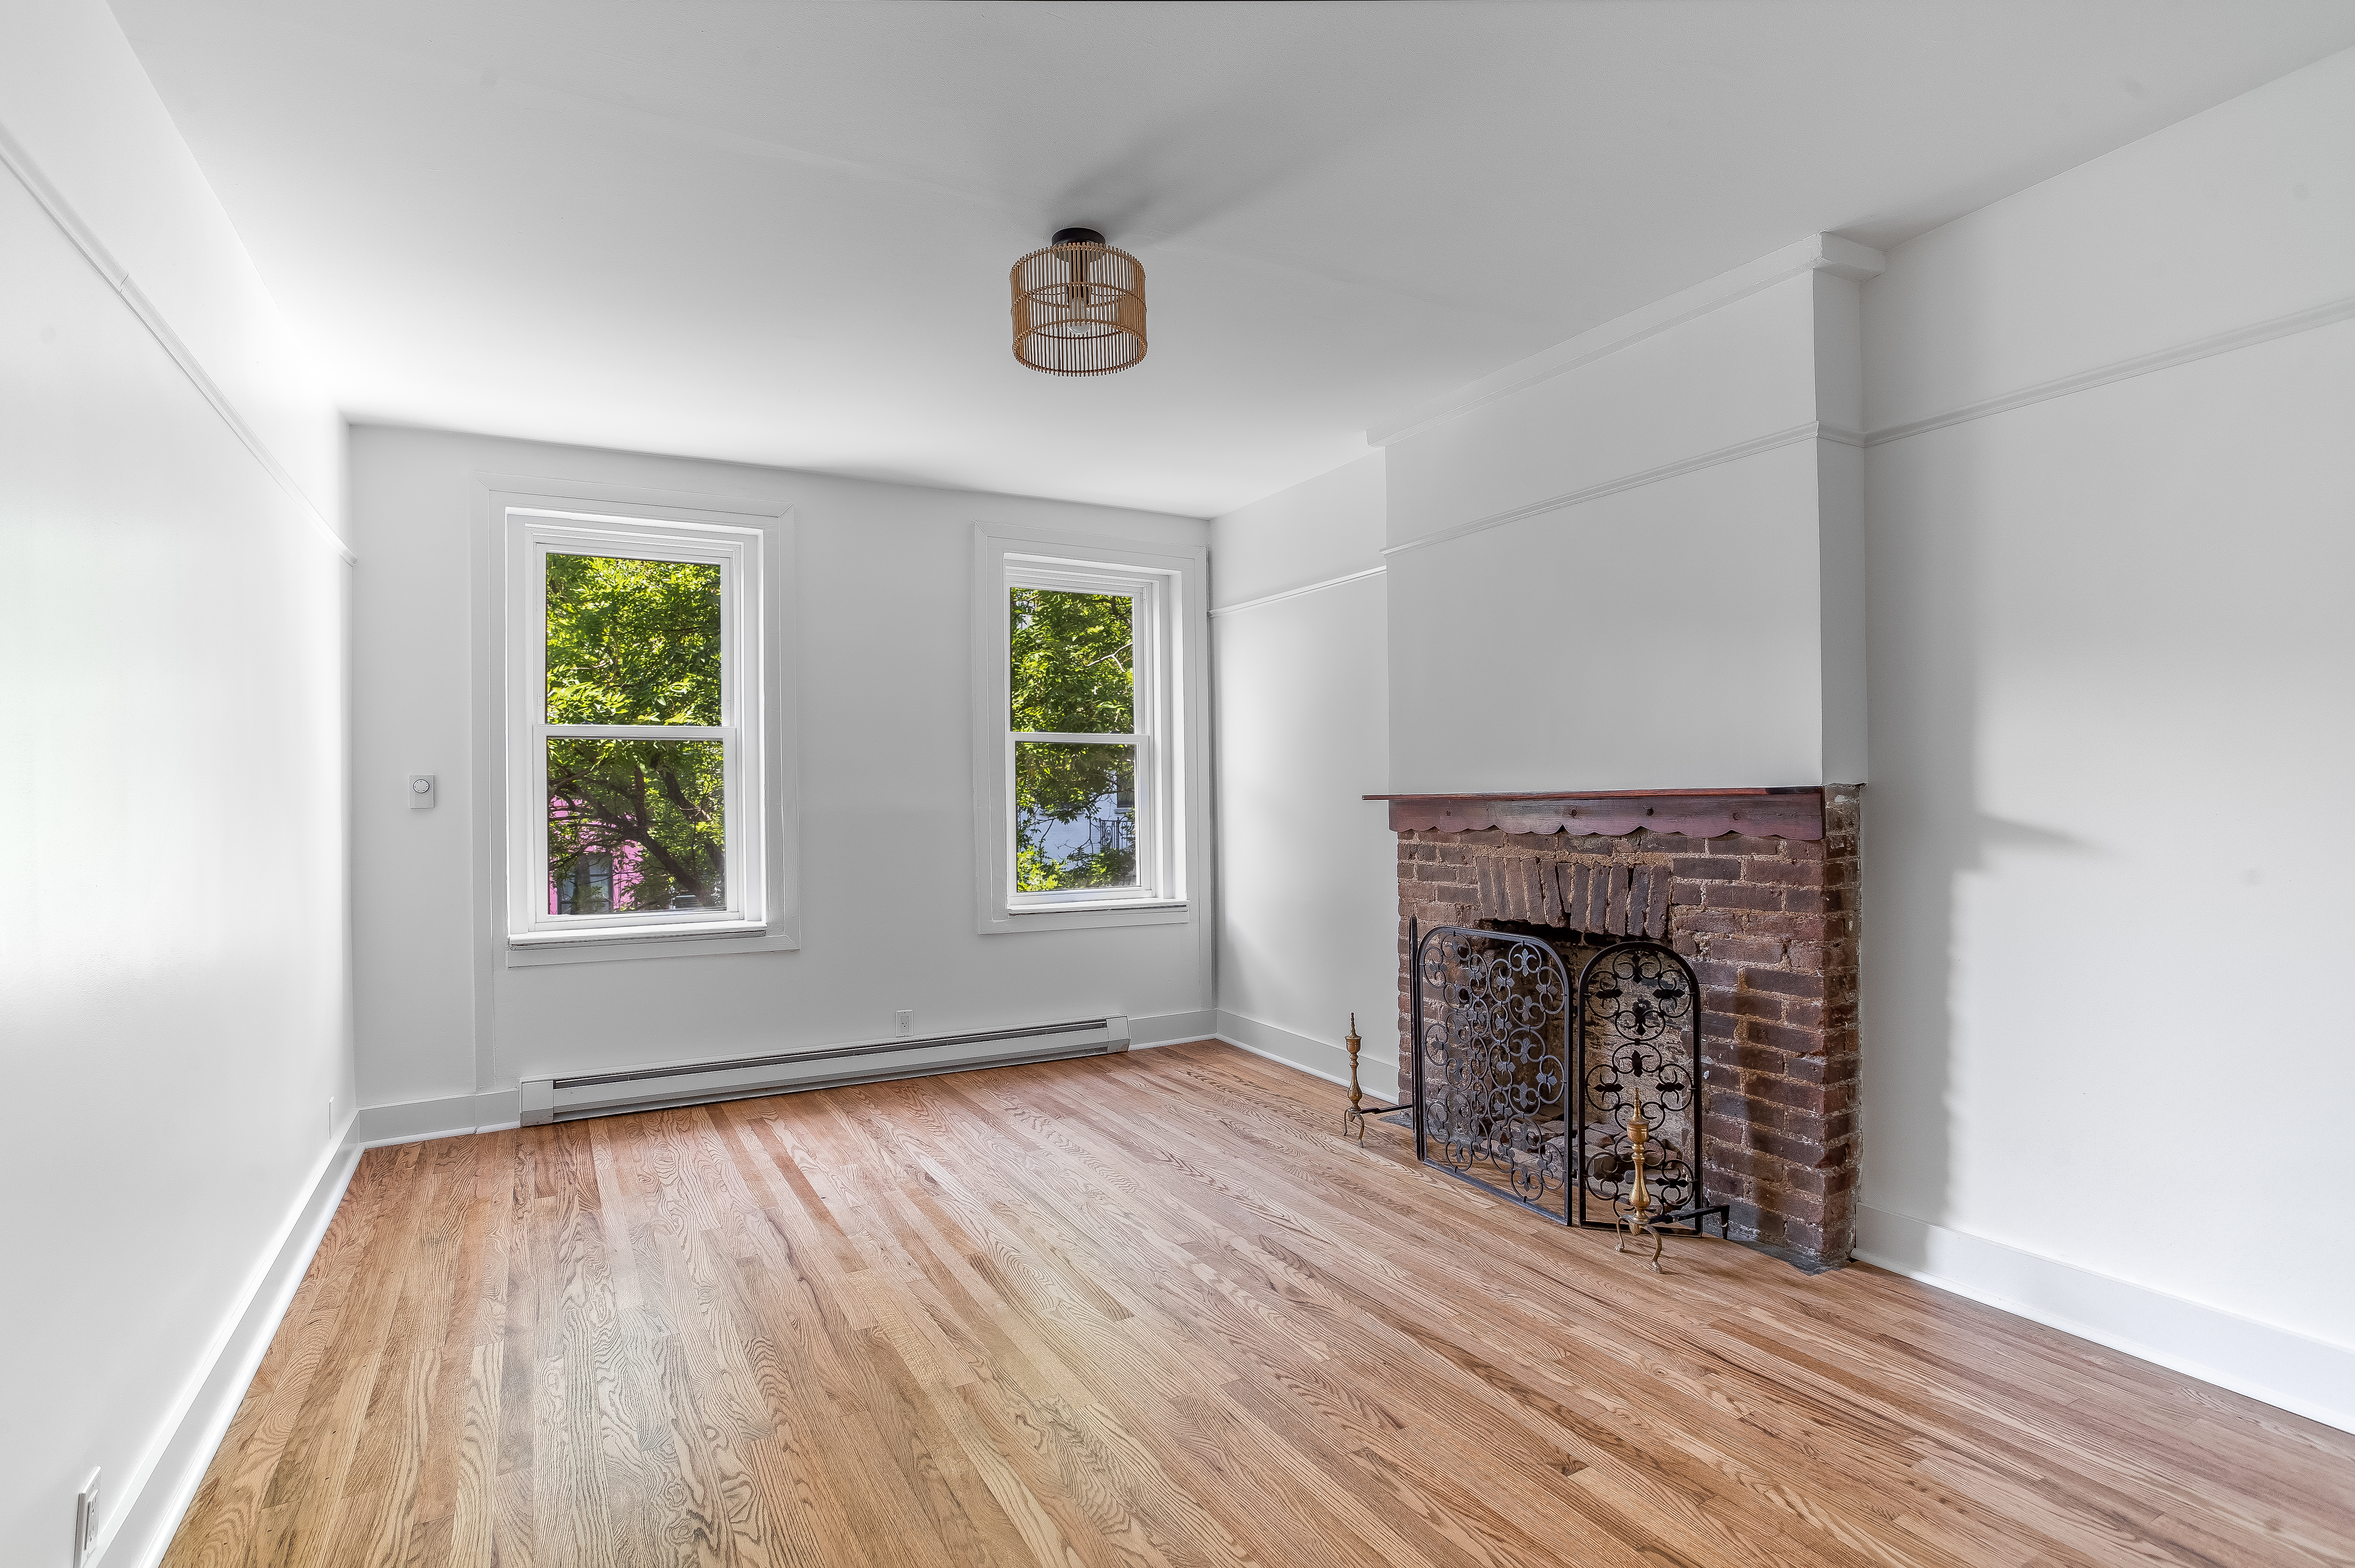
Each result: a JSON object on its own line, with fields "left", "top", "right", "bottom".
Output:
{"left": 165, "top": 1041, "right": 2353, "bottom": 1568}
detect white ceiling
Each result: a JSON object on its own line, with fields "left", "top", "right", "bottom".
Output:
{"left": 111, "top": 1, "right": 2355, "bottom": 517}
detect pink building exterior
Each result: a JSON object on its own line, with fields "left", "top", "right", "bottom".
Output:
{"left": 547, "top": 796, "right": 651, "bottom": 914}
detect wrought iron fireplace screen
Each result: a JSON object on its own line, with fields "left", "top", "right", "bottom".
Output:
{"left": 1409, "top": 919, "right": 1725, "bottom": 1235}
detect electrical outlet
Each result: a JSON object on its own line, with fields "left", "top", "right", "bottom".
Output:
{"left": 74, "top": 1468, "right": 101, "bottom": 1567}
{"left": 894, "top": 1009, "right": 913, "bottom": 1035}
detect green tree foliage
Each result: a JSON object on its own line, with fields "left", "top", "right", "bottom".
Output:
{"left": 1010, "top": 589, "right": 1136, "bottom": 891}
{"left": 1010, "top": 588, "right": 1132, "bottom": 733}
{"left": 545, "top": 554, "right": 721, "bottom": 725}
{"left": 543, "top": 554, "right": 726, "bottom": 911}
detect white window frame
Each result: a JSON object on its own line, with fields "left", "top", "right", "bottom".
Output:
{"left": 972, "top": 523, "right": 1208, "bottom": 935}
{"left": 480, "top": 476, "right": 799, "bottom": 966}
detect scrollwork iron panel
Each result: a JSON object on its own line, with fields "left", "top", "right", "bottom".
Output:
{"left": 1410, "top": 925, "right": 1574, "bottom": 1221}
{"left": 1573, "top": 940, "right": 1712, "bottom": 1232}
{"left": 1409, "top": 921, "right": 1725, "bottom": 1240}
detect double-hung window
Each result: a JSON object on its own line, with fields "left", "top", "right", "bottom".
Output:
{"left": 975, "top": 526, "right": 1201, "bottom": 931}
{"left": 504, "top": 508, "right": 768, "bottom": 948}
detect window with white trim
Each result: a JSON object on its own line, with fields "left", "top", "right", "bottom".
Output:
{"left": 981, "top": 548, "right": 1186, "bottom": 922}
{"left": 503, "top": 508, "right": 767, "bottom": 947}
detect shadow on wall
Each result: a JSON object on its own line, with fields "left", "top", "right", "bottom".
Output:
{"left": 1863, "top": 445, "right": 2101, "bottom": 1236}
{"left": 1972, "top": 815, "right": 2101, "bottom": 856}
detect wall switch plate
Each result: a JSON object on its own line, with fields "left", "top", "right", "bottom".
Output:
{"left": 407, "top": 773, "right": 436, "bottom": 809}
{"left": 74, "top": 1468, "right": 101, "bottom": 1567}
{"left": 894, "top": 1010, "right": 913, "bottom": 1035}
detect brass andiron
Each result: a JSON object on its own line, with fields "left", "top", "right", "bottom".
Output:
{"left": 1343, "top": 1014, "right": 1366, "bottom": 1142}
{"left": 1615, "top": 1099, "right": 1667, "bottom": 1272}
{"left": 1340, "top": 1011, "right": 1413, "bottom": 1144}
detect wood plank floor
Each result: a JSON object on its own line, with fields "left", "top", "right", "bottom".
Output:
{"left": 165, "top": 1041, "right": 2355, "bottom": 1568}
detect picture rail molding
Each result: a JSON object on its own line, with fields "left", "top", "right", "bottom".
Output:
{"left": 1376, "top": 288, "right": 2355, "bottom": 564}
{"left": 0, "top": 118, "right": 353, "bottom": 564}
{"left": 1380, "top": 421, "right": 1848, "bottom": 559}
{"left": 1209, "top": 564, "right": 1386, "bottom": 619}
{"left": 1863, "top": 293, "right": 2355, "bottom": 448}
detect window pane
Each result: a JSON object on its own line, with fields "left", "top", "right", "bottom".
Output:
{"left": 547, "top": 738, "right": 726, "bottom": 914}
{"left": 1010, "top": 588, "right": 1132, "bottom": 734}
{"left": 547, "top": 553, "right": 722, "bottom": 725}
{"left": 1015, "top": 741, "right": 1136, "bottom": 892}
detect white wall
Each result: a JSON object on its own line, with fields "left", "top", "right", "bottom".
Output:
{"left": 1858, "top": 46, "right": 2355, "bottom": 1428}
{"left": 0, "top": 5, "right": 353, "bottom": 1564}
{"left": 1382, "top": 254, "right": 1870, "bottom": 792}
{"left": 1210, "top": 455, "right": 1399, "bottom": 1095}
{"left": 348, "top": 427, "right": 1212, "bottom": 1130}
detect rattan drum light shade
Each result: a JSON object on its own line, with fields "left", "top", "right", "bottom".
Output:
{"left": 1011, "top": 228, "right": 1146, "bottom": 376}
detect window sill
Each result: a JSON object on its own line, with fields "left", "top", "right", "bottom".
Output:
{"left": 505, "top": 920, "right": 798, "bottom": 967}
{"left": 512, "top": 920, "right": 765, "bottom": 946}
{"left": 981, "top": 900, "right": 1191, "bottom": 935}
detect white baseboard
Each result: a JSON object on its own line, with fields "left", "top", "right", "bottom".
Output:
{"left": 96, "top": 1139, "right": 361, "bottom": 1568}
{"left": 1129, "top": 1009, "right": 1216, "bottom": 1047}
{"left": 1855, "top": 1205, "right": 2355, "bottom": 1436}
{"left": 1214, "top": 1009, "right": 1400, "bottom": 1101}
{"left": 347, "top": 1089, "right": 520, "bottom": 1147}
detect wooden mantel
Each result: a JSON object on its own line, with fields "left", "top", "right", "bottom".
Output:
{"left": 1365, "top": 786, "right": 1825, "bottom": 840}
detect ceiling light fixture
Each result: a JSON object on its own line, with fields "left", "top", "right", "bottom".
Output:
{"left": 1010, "top": 227, "right": 1146, "bottom": 376}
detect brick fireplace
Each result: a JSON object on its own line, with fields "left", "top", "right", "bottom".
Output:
{"left": 1380, "top": 787, "right": 1861, "bottom": 1267}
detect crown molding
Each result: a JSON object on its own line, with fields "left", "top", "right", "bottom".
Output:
{"left": 1367, "top": 234, "right": 1885, "bottom": 448}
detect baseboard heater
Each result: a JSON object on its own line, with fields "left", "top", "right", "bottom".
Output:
{"left": 519, "top": 1014, "right": 1130, "bottom": 1126}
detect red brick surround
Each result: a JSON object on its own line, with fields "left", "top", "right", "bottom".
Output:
{"left": 1392, "top": 788, "right": 1861, "bottom": 1265}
